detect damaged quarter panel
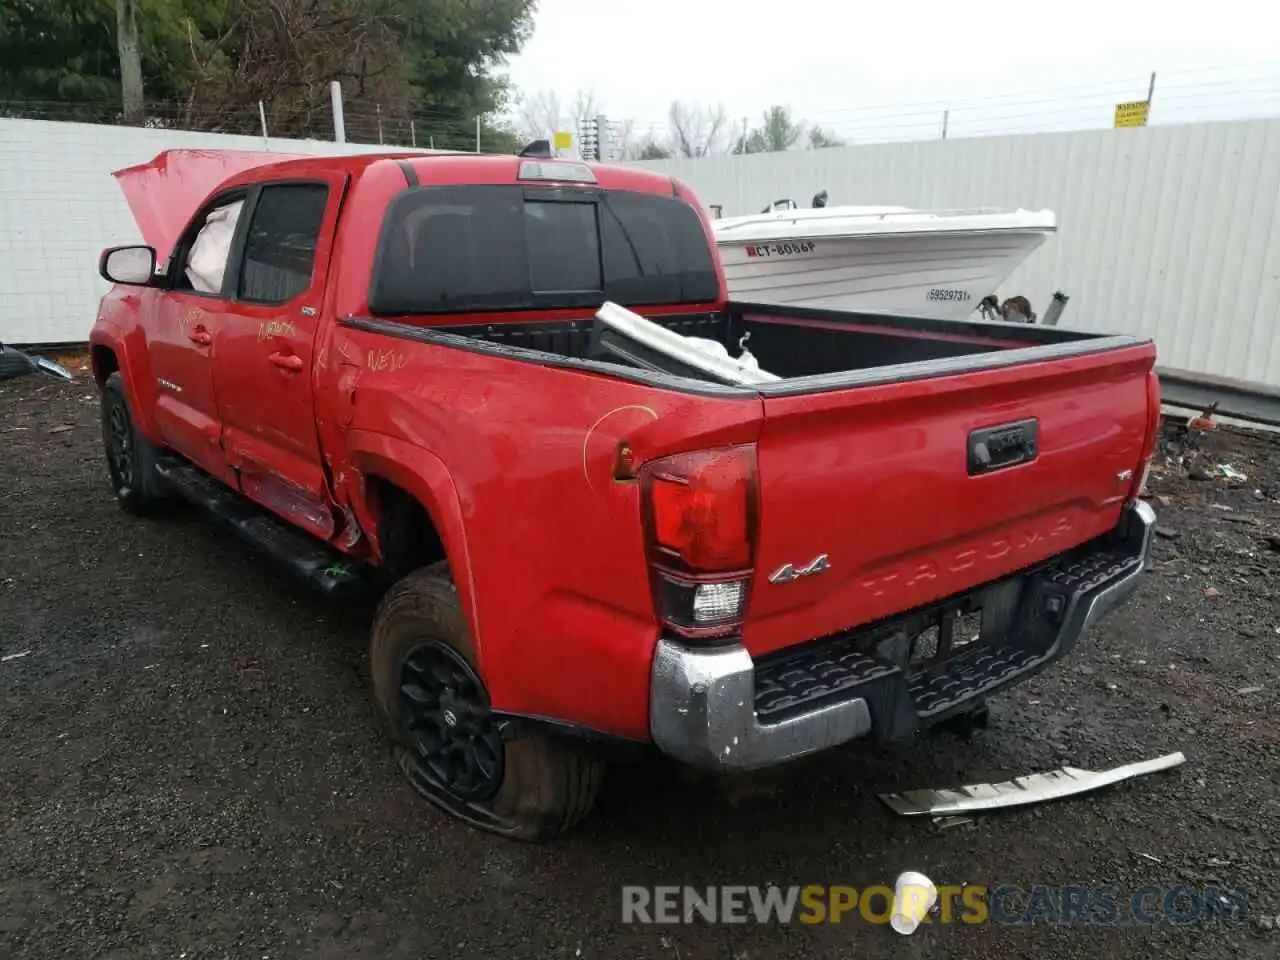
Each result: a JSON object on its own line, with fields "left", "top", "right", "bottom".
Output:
{"left": 328, "top": 330, "right": 763, "bottom": 740}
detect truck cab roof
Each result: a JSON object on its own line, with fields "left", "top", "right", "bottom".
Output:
{"left": 114, "top": 148, "right": 694, "bottom": 262}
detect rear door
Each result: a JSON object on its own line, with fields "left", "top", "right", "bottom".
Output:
{"left": 743, "top": 344, "right": 1156, "bottom": 657}
{"left": 212, "top": 175, "right": 346, "bottom": 539}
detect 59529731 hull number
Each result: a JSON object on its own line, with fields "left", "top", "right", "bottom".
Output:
{"left": 745, "top": 241, "right": 816, "bottom": 258}
{"left": 926, "top": 288, "right": 972, "bottom": 302}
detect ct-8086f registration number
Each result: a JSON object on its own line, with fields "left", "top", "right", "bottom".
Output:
{"left": 745, "top": 241, "right": 816, "bottom": 258}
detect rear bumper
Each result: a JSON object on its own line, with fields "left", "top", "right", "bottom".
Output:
{"left": 650, "top": 498, "right": 1157, "bottom": 770}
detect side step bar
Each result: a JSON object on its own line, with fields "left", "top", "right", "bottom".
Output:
{"left": 155, "top": 457, "right": 367, "bottom": 597}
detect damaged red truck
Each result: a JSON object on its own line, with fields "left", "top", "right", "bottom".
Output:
{"left": 90, "top": 148, "right": 1160, "bottom": 840}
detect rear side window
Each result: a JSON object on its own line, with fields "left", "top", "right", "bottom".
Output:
{"left": 368, "top": 185, "right": 719, "bottom": 316}
{"left": 237, "top": 183, "right": 330, "bottom": 304}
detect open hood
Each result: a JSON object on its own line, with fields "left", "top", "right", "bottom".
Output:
{"left": 113, "top": 149, "right": 310, "bottom": 262}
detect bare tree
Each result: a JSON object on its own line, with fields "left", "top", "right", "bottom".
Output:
{"left": 568, "top": 87, "right": 605, "bottom": 124}
{"left": 515, "top": 88, "right": 563, "bottom": 140}
{"left": 179, "top": 0, "right": 405, "bottom": 138}
{"left": 116, "top": 0, "right": 144, "bottom": 123}
{"left": 666, "top": 99, "right": 729, "bottom": 158}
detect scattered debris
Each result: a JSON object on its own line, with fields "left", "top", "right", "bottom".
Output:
{"left": 1236, "top": 685, "right": 1264, "bottom": 695}
{"left": 1136, "top": 852, "right": 1163, "bottom": 864}
{"left": 877, "top": 751, "right": 1187, "bottom": 817}
{"left": 890, "top": 871, "right": 937, "bottom": 935}
{"left": 1218, "top": 463, "right": 1248, "bottom": 482}
{"left": 1204, "top": 587, "right": 1221, "bottom": 598}
{"left": 46, "top": 424, "right": 74, "bottom": 435}
{"left": 1155, "top": 526, "right": 1181, "bottom": 540}
{"left": 933, "top": 815, "right": 973, "bottom": 829}
{"left": 1187, "top": 403, "right": 1218, "bottom": 431}
{"left": 1206, "top": 857, "right": 1233, "bottom": 867}
{"left": 1, "top": 650, "right": 32, "bottom": 663}
{"left": 1209, "top": 503, "right": 1233, "bottom": 511}
{"left": 1188, "top": 465, "right": 1214, "bottom": 482}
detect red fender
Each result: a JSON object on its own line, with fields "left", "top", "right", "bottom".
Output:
{"left": 89, "top": 323, "right": 164, "bottom": 446}
{"left": 343, "top": 430, "right": 484, "bottom": 669}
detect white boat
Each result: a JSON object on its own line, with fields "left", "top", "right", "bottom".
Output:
{"left": 710, "top": 197, "right": 1057, "bottom": 320}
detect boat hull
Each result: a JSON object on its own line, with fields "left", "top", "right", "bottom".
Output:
{"left": 715, "top": 227, "right": 1053, "bottom": 320}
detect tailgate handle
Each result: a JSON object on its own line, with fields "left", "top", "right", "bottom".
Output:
{"left": 968, "top": 418, "right": 1039, "bottom": 476}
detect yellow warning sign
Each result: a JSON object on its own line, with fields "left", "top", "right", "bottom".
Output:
{"left": 552, "top": 130, "right": 573, "bottom": 150}
{"left": 1114, "top": 101, "right": 1150, "bottom": 128}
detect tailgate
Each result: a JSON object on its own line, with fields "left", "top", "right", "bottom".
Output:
{"left": 743, "top": 343, "right": 1156, "bottom": 657}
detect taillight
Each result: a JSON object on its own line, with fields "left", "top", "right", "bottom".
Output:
{"left": 1130, "top": 369, "right": 1162, "bottom": 500}
{"left": 641, "top": 444, "right": 758, "bottom": 640}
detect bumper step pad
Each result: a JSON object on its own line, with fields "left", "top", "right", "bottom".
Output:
{"left": 752, "top": 541, "right": 1146, "bottom": 740}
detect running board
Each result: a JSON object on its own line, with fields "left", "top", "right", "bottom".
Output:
{"left": 155, "top": 457, "right": 366, "bottom": 597}
{"left": 877, "top": 750, "right": 1186, "bottom": 817}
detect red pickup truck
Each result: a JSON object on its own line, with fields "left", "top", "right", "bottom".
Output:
{"left": 91, "top": 147, "right": 1160, "bottom": 841}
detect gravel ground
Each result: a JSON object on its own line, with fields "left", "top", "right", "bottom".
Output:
{"left": 2, "top": 371, "right": 1278, "bottom": 960}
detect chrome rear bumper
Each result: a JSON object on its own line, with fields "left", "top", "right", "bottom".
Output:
{"left": 650, "top": 499, "right": 1157, "bottom": 770}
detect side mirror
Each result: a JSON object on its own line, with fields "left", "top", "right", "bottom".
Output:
{"left": 99, "top": 245, "right": 156, "bottom": 285}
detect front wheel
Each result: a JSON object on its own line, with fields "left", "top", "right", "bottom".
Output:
{"left": 100, "top": 372, "right": 166, "bottom": 514}
{"left": 370, "top": 563, "right": 605, "bottom": 841}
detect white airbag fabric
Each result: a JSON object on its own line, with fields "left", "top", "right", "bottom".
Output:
{"left": 186, "top": 199, "right": 244, "bottom": 294}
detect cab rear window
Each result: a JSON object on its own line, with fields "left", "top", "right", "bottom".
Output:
{"left": 367, "top": 185, "right": 719, "bottom": 316}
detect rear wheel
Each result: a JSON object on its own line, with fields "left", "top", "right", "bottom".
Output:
{"left": 370, "top": 563, "right": 604, "bottom": 841}
{"left": 100, "top": 372, "right": 166, "bottom": 514}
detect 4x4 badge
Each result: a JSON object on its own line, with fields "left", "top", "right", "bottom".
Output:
{"left": 768, "top": 554, "right": 831, "bottom": 584}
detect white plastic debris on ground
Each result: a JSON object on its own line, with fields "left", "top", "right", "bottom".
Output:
{"left": 890, "top": 871, "right": 938, "bottom": 935}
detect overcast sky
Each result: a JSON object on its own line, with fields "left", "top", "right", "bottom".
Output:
{"left": 502, "top": 0, "right": 1280, "bottom": 143}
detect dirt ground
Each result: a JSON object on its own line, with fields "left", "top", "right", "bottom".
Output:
{"left": 2, "top": 372, "right": 1278, "bottom": 959}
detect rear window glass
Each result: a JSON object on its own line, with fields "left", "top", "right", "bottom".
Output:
{"left": 368, "top": 185, "right": 719, "bottom": 315}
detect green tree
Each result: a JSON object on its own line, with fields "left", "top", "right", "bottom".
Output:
{"left": 808, "top": 125, "right": 844, "bottom": 149}
{"left": 739, "top": 105, "right": 805, "bottom": 154}
{"left": 0, "top": 0, "right": 535, "bottom": 144}
{"left": 635, "top": 138, "right": 672, "bottom": 160}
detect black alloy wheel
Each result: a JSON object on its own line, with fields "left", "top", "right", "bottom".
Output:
{"left": 396, "top": 639, "right": 504, "bottom": 803}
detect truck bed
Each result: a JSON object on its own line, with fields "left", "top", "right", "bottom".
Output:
{"left": 426, "top": 301, "right": 1123, "bottom": 387}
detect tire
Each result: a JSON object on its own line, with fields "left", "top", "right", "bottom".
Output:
{"left": 370, "top": 562, "right": 605, "bottom": 842}
{"left": 100, "top": 371, "right": 167, "bottom": 514}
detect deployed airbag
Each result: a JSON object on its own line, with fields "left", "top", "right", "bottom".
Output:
{"left": 185, "top": 199, "right": 244, "bottom": 294}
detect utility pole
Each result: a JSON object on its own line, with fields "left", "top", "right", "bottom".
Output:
{"left": 1147, "top": 71, "right": 1157, "bottom": 108}
{"left": 941, "top": 109, "right": 949, "bottom": 140}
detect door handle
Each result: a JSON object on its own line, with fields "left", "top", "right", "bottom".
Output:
{"left": 268, "top": 351, "right": 304, "bottom": 373}
{"left": 188, "top": 328, "right": 212, "bottom": 346}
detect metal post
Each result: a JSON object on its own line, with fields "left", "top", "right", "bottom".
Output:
{"left": 476, "top": 116, "right": 482, "bottom": 153}
{"left": 595, "top": 112, "right": 610, "bottom": 161}
{"left": 330, "top": 80, "right": 346, "bottom": 143}
{"left": 376, "top": 104, "right": 383, "bottom": 145}
{"left": 941, "top": 109, "right": 949, "bottom": 140}
{"left": 1146, "top": 71, "right": 1157, "bottom": 117}
{"left": 258, "top": 100, "right": 268, "bottom": 147}
{"left": 410, "top": 118, "right": 416, "bottom": 148}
